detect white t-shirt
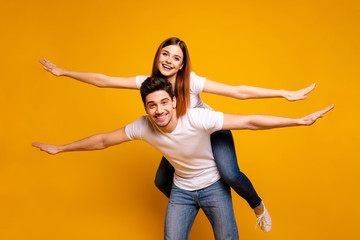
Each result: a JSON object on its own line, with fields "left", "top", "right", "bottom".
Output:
{"left": 125, "top": 108, "right": 224, "bottom": 191}
{"left": 136, "top": 72, "right": 213, "bottom": 111}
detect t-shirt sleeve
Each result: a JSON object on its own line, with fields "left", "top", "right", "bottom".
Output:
{"left": 125, "top": 116, "right": 148, "bottom": 140}
{"left": 190, "top": 72, "right": 206, "bottom": 94}
{"left": 188, "top": 108, "right": 223, "bottom": 133}
{"left": 135, "top": 75, "right": 150, "bottom": 89}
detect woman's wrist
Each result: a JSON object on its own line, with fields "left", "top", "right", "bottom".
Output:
{"left": 279, "top": 89, "right": 288, "bottom": 98}
{"left": 59, "top": 69, "right": 69, "bottom": 77}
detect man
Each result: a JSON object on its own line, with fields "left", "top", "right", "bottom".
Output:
{"left": 33, "top": 77, "right": 333, "bottom": 240}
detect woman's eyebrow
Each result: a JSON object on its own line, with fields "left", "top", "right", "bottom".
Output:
{"left": 161, "top": 50, "right": 182, "bottom": 59}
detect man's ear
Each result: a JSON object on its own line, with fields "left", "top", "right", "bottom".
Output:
{"left": 172, "top": 96, "right": 177, "bottom": 109}
{"left": 144, "top": 105, "right": 149, "bottom": 114}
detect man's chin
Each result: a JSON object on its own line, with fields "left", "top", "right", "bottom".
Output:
{"left": 155, "top": 121, "right": 169, "bottom": 127}
{"left": 151, "top": 114, "right": 172, "bottom": 128}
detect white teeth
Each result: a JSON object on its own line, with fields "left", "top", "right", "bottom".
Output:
{"left": 155, "top": 114, "right": 166, "bottom": 120}
{"left": 162, "top": 64, "right": 172, "bottom": 70}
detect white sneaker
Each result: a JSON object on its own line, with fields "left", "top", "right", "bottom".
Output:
{"left": 255, "top": 203, "right": 272, "bottom": 233}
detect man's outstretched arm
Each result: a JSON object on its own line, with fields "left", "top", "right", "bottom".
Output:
{"left": 32, "top": 127, "right": 131, "bottom": 155}
{"left": 222, "top": 104, "right": 334, "bottom": 130}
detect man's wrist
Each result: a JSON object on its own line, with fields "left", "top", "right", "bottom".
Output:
{"left": 58, "top": 145, "right": 66, "bottom": 153}
{"left": 295, "top": 118, "right": 305, "bottom": 126}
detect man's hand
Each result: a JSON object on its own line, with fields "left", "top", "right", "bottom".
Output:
{"left": 32, "top": 142, "right": 62, "bottom": 155}
{"left": 39, "top": 58, "right": 64, "bottom": 76}
{"left": 299, "top": 104, "right": 334, "bottom": 126}
{"left": 284, "top": 83, "right": 316, "bottom": 101}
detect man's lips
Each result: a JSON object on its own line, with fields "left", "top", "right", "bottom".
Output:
{"left": 154, "top": 113, "right": 167, "bottom": 121}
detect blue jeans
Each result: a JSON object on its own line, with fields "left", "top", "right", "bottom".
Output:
{"left": 154, "top": 130, "right": 262, "bottom": 209}
{"left": 165, "top": 179, "right": 239, "bottom": 240}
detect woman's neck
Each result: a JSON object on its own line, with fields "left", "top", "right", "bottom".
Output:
{"left": 166, "top": 74, "right": 177, "bottom": 90}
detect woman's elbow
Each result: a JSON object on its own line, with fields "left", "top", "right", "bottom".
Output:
{"left": 95, "top": 74, "right": 111, "bottom": 88}
{"left": 233, "top": 86, "right": 250, "bottom": 100}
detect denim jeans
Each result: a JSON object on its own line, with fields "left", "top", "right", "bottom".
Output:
{"left": 165, "top": 179, "right": 239, "bottom": 240}
{"left": 154, "top": 130, "right": 262, "bottom": 209}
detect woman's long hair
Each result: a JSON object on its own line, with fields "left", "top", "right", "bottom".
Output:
{"left": 151, "top": 37, "right": 191, "bottom": 117}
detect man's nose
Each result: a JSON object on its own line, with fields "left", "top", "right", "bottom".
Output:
{"left": 156, "top": 105, "right": 163, "bottom": 113}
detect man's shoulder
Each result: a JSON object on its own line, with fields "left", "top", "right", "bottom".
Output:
{"left": 186, "top": 108, "right": 215, "bottom": 115}
{"left": 127, "top": 115, "right": 150, "bottom": 130}
{"left": 185, "top": 108, "right": 222, "bottom": 123}
{"left": 125, "top": 115, "right": 152, "bottom": 140}
{"left": 184, "top": 108, "right": 203, "bottom": 119}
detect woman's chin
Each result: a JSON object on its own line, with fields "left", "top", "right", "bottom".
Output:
{"left": 159, "top": 70, "right": 175, "bottom": 77}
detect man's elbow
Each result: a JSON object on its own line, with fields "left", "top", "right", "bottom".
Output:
{"left": 243, "top": 123, "right": 260, "bottom": 130}
{"left": 97, "top": 134, "right": 110, "bottom": 149}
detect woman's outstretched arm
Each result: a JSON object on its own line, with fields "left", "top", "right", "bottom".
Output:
{"left": 203, "top": 79, "right": 315, "bottom": 101}
{"left": 39, "top": 58, "right": 138, "bottom": 89}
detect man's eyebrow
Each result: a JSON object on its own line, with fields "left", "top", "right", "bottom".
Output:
{"left": 146, "top": 98, "right": 170, "bottom": 106}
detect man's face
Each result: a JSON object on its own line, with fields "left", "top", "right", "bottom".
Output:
{"left": 145, "top": 90, "right": 176, "bottom": 128}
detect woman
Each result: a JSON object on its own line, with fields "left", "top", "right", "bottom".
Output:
{"left": 40, "top": 37, "right": 315, "bottom": 232}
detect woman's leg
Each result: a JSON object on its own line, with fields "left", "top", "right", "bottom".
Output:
{"left": 210, "top": 130, "right": 262, "bottom": 209}
{"left": 211, "top": 131, "right": 273, "bottom": 233}
{"left": 154, "top": 156, "right": 174, "bottom": 198}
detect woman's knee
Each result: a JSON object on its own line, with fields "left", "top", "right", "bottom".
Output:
{"left": 220, "top": 170, "right": 244, "bottom": 186}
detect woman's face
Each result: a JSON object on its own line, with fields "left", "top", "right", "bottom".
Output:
{"left": 158, "top": 45, "right": 184, "bottom": 78}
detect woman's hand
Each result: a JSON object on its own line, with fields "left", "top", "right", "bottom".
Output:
{"left": 284, "top": 83, "right": 316, "bottom": 101}
{"left": 39, "top": 58, "right": 64, "bottom": 76}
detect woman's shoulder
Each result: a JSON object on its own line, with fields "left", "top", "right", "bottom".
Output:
{"left": 189, "top": 72, "right": 206, "bottom": 92}
{"left": 190, "top": 72, "right": 204, "bottom": 79}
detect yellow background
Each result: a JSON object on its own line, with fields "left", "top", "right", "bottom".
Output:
{"left": 1, "top": 0, "right": 359, "bottom": 239}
